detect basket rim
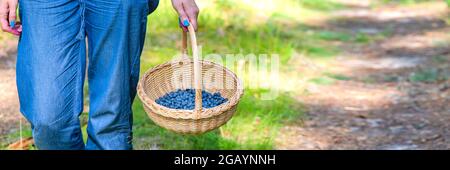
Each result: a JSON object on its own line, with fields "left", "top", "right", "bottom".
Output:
{"left": 137, "top": 58, "right": 244, "bottom": 120}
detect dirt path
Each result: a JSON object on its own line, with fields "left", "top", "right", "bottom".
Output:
{"left": 276, "top": 1, "right": 450, "bottom": 149}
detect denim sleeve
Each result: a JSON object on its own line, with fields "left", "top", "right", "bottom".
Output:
{"left": 148, "top": 0, "right": 159, "bottom": 14}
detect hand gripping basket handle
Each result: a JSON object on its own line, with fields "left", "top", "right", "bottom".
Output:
{"left": 181, "top": 25, "right": 203, "bottom": 114}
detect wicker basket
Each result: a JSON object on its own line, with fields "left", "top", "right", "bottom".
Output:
{"left": 137, "top": 25, "right": 243, "bottom": 134}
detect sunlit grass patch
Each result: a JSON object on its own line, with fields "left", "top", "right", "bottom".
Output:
{"left": 300, "top": 0, "right": 346, "bottom": 11}
{"left": 307, "top": 72, "right": 352, "bottom": 85}
{"left": 139, "top": 47, "right": 177, "bottom": 72}
{"left": 312, "top": 30, "right": 353, "bottom": 42}
{"left": 308, "top": 76, "right": 336, "bottom": 85}
{"left": 298, "top": 43, "right": 340, "bottom": 58}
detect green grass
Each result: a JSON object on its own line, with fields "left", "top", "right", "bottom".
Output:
{"left": 312, "top": 31, "right": 353, "bottom": 42}
{"left": 324, "top": 72, "right": 352, "bottom": 81}
{"left": 300, "top": 0, "right": 345, "bottom": 11}
{"left": 409, "top": 68, "right": 448, "bottom": 83}
{"left": 308, "top": 77, "right": 336, "bottom": 85}
{"left": 307, "top": 72, "right": 352, "bottom": 86}
{"left": 432, "top": 55, "right": 449, "bottom": 64}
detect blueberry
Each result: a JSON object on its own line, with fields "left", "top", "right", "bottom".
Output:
{"left": 155, "top": 88, "right": 228, "bottom": 110}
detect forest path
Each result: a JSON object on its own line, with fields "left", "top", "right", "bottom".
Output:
{"left": 276, "top": 0, "right": 450, "bottom": 150}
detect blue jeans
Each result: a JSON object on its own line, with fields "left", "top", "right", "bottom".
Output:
{"left": 17, "top": 0, "right": 158, "bottom": 150}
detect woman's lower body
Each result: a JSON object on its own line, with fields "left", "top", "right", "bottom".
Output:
{"left": 16, "top": 0, "right": 156, "bottom": 150}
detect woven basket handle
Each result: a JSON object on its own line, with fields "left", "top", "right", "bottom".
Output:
{"left": 181, "top": 25, "right": 203, "bottom": 114}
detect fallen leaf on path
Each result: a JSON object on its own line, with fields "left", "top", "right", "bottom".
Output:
{"left": 7, "top": 137, "right": 34, "bottom": 150}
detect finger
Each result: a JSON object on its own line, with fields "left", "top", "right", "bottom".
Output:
{"left": 11, "top": 22, "right": 22, "bottom": 36}
{"left": 0, "top": 18, "right": 13, "bottom": 33}
{"left": 179, "top": 12, "right": 190, "bottom": 32}
{"left": 185, "top": 2, "right": 199, "bottom": 31}
{"left": 10, "top": 29, "right": 20, "bottom": 36}
{"left": 8, "top": 2, "right": 17, "bottom": 28}
{"left": 172, "top": 1, "right": 189, "bottom": 32}
{"left": 17, "top": 24, "right": 22, "bottom": 32}
{"left": 178, "top": 17, "right": 188, "bottom": 32}
{"left": 0, "top": 3, "right": 11, "bottom": 32}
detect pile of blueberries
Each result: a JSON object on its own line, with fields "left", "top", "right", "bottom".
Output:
{"left": 156, "top": 89, "right": 228, "bottom": 110}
